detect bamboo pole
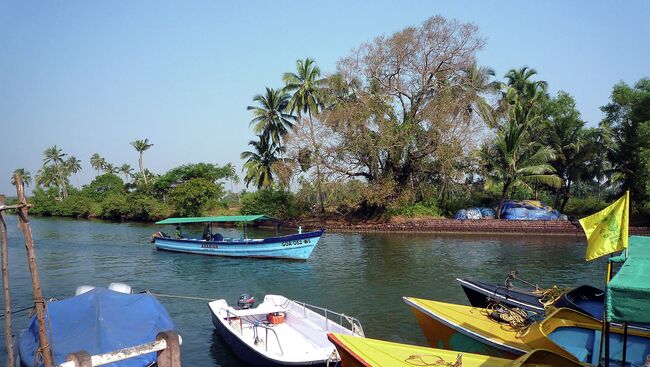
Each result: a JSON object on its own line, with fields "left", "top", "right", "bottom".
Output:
{"left": 0, "top": 194, "right": 16, "bottom": 367}
{"left": 13, "top": 174, "right": 53, "bottom": 367}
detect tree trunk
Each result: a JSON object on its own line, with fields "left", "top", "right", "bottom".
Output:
{"left": 497, "top": 182, "right": 510, "bottom": 219}
{"left": 560, "top": 179, "right": 572, "bottom": 213}
{"left": 139, "top": 152, "right": 147, "bottom": 185}
{"left": 57, "top": 164, "right": 68, "bottom": 199}
{"left": 307, "top": 111, "right": 325, "bottom": 214}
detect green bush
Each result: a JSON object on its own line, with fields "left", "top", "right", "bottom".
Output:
{"left": 388, "top": 202, "right": 442, "bottom": 217}
{"left": 99, "top": 192, "right": 129, "bottom": 220}
{"left": 30, "top": 187, "right": 58, "bottom": 216}
{"left": 124, "top": 193, "right": 169, "bottom": 221}
{"left": 81, "top": 174, "right": 125, "bottom": 201}
{"left": 54, "top": 195, "right": 94, "bottom": 217}
{"left": 168, "top": 178, "right": 222, "bottom": 217}
{"left": 563, "top": 196, "right": 608, "bottom": 216}
{"left": 240, "top": 189, "right": 297, "bottom": 219}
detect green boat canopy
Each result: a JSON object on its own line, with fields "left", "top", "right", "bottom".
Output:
{"left": 606, "top": 236, "right": 650, "bottom": 323}
{"left": 155, "top": 215, "right": 276, "bottom": 225}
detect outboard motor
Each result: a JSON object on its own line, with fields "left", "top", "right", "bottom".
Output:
{"left": 75, "top": 285, "right": 96, "bottom": 296}
{"left": 237, "top": 293, "right": 255, "bottom": 309}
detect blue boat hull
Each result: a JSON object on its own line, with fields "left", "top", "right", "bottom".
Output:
{"left": 154, "top": 230, "right": 324, "bottom": 260}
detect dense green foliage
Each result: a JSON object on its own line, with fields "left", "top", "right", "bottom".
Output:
{"left": 240, "top": 189, "right": 297, "bottom": 219}
{"left": 29, "top": 161, "right": 230, "bottom": 221}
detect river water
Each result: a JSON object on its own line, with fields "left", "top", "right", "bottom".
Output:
{"left": 0, "top": 216, "right": 605, "bottom": 366}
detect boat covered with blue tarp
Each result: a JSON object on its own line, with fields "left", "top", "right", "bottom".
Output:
{"left": 18, "top": 287, "right": 174, "bottom": 367}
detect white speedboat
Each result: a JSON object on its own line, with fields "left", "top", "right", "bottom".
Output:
{"left": 208, "top": 294, "right": 364, "bottom": 366}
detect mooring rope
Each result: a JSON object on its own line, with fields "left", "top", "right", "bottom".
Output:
{"left": 482, "top": 302, "right": 533, "bottom": 337}
{"left": 405, "top": 353, "right": 463, "bottom": 366}
{"left": 0, "top": 305, "right": 34, "bottom": 318}
{"left": 533, "top": 286, "right": 571, "bottom": 307}
{"left": 144, "top": 291, "right": 214, "bottom": 301}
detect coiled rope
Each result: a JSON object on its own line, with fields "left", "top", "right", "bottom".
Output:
{"left": 405, "top": 353, "right": 462, "bottom": 366}
{"left": 482, "top": 302, "right": 533, "bottom": 338}
{"left": 533, "top": 286, "right": 571, "bottom": 308}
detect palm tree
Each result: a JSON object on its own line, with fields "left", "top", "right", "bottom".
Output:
{"left": 241, "top": 135, "right": 284, "bottom": 189}
{"left": 460, "top": 64, "right": 500, "bottom": 128}
{"left": 130, "top": 139, "right": 154, "bottom": 184}
{"left": 247, "top": 87, "right": 295, "bottom": 147}
{"left": 119, "top": 164, "right": 134, "bottom": 182}
{"left": 43, "top": 145, "right": 69, "bottom": 198}
{"left": 103, "top": 163, "right": 118, "bottom": 174}
{"left": 90, "top": 153, "right": 106, "bottom": 174}
{"left": 11, "top": 168, "right": 31, "bottom": 188}
{"left": 483, "top": 102, "right": 562, "bottom": 217}
{"left": 65, "top": 156, "right": 82, "bottom": 175}
{"left": 283, "top": 58, "right": 326, "bottom": 212}
{"left": 35, "top": 165, "right": 59, "bottom": 190}
{"left": 504, "top": 67, "right": 548, "bottom": 101}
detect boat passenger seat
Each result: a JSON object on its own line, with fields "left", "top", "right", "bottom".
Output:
{"left": 212, "top": 233, "right": 223, "bottom": 241}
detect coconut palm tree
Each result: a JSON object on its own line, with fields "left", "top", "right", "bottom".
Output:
{"left": 247, "top": 87, "right": 295, "bottom": 147}
{"left": 241, "top": 135, "right": 284, "bottom": 189}
{"left": 11, "top": 168, "right": 31, "bottom": 188}
{"left": 482, "top": 102, "right": 562, "bottom": 217}
{"left": 103, "top": 163, "right": 119, "bottom": 175}
{"left": 65, "top": 156, "right": 82, "bottom": 175}
{"left": 283, "top": 58, "right": 326, "bottom": 212}
{"left": 43, "top": 145, "right": 69, "bottom": 198}
{"left": 90, "top": 153, "right": 106, "bottom": 174}
{"left": 119, "top": 164, "right": 134, "bottom": 182}
{"left": 35, "top": 165, "right": 60, "bottom": 190}
{"left": 504, "top": 67, "right": 548, "bottom": 100}
{"left": 130, "top": 139, "right": 153, "bottom": 184}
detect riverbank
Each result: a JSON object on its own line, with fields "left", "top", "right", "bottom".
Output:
{"left": 284, "top": 217, "right": 650, "bottom": 236}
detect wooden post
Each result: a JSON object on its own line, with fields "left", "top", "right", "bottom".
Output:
{"left": 65, "top": 351, "right": 92, "bottom": 367}
{"left": 0, "top": 194, "right": 16, "bottom": 367}
{"left": 156, "top": 331, "right": 181, "bottom": 367}
{"left": 13, "top": 174, "right": 53, "bottom": 367}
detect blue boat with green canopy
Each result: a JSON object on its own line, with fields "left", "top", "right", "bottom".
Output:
{"left": 153, "top": 215, "right": 324, "bottom": 260}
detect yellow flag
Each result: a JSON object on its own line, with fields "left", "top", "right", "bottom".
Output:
{"left": 579, "top": 191, "right": 629, "bottom": 261}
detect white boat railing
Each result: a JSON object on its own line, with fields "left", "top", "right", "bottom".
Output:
{"left": 253, "top": 323, "right": 284, "bottom": 356}
{"left": 56, "top": 331, "right": 181, "bottom": 367}
{"left": 223, "top": 308, "right": 284, "bottom": 356}
{"left": 290, "top": 300, "right": 365, "bottom": 337}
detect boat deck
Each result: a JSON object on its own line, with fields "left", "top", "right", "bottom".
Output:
{"left": 227, "top": 317, "right": 329, "bottom": 359}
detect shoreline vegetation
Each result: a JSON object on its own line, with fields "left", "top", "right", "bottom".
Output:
{"left": 7, "top": 15, "right": 650, "bottom": 229}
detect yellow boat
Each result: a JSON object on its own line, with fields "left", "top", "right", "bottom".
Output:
{"left": 327, "top": 333, "right": 584, "bottom": 367}
{"left": 403, "top": 297, "right": 650, "bottom": 365}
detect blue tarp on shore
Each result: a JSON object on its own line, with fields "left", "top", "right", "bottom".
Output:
{"left": 19, "top": 288, "right": 174, "bottom": 367}
{"left": 501, "top": 200, "right": 561, "bottom": 220}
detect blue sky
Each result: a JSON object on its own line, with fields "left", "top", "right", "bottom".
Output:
{"left": 1, "top": 1, "right": 648, "bottom": 195}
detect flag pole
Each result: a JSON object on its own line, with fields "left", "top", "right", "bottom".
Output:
{"left": 598, "top": 257, "right": 613, "bottom": 366}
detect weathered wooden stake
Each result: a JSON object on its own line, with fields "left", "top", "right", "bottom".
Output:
{"left": 156, "top": 331, "right": 181, "bottom": 367}
{"left": 13, "top": 174, "right": 53, "bottom": 367}
{"left": 0, "top": 194, "right": 16, "bottom": 367}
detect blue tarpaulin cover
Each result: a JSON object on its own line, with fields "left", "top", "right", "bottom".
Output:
{"left": 19, "top": 288, "right": 174, "bottom": 367}
{"left": 501, "top": 200, "right": 561, "bottom": 220}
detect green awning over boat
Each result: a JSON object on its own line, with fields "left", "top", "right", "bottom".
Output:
{"left": 155, "top": 215, "right": 276, "bottom": 225}
{"left": 606, "top": 236, "right": 650, "bottom": 323}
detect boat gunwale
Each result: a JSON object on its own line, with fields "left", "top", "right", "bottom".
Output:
{"left": 156, "top": 229, "right": 324, "bottom": 246}
{"left": 327, "top": 333, "right": 372, "bottom": 367}
{"left": 456, "top": 278, "right": 545, "bottom": 312}
{"left": 403, "top": 297, "right": 528, "bottom": 356}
